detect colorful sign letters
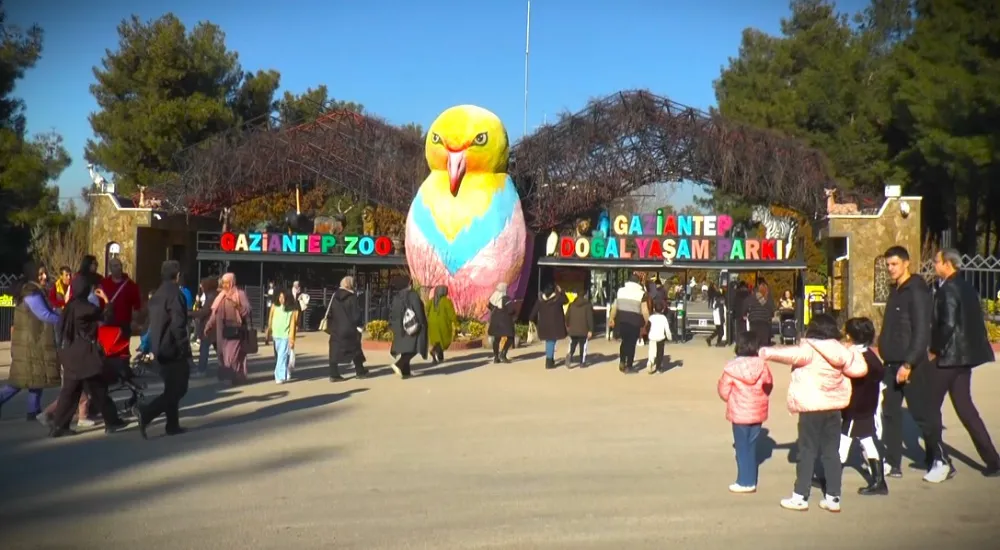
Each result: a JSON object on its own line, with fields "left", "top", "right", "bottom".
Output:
{"left": 219, "top": 232, "right": 395, "bottom": 257}
{"left": 558, "top": 211, "right": 793, "bottom": 262}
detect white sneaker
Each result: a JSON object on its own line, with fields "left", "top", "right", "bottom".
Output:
{"left": 390, "top": 363, "right": 403, "bottom": 377}
{"left": 729, "top": 484, "right": 756, "bottom": 493}
{"left": 780, "top": 493, "right": 809, "bottom": 511}
{"left": 819, "top": 495, "right": 841, "bottom": 513}
{"left": 646, "top": 361, "right": 657, "bottom": 374}
{"left": 36, "top": 413, "right": 52, "bottom": 428}
{"left": 923, "top": 460, "right": 956, "bottom": 483}
{"left": 76, "top": 418, "right": 96, "bottom": 428}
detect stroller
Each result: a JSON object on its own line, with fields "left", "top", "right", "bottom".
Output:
{"left": 778, "top": 312, "right": 797, "bottom": 345}
{"left": 98, "top": 325, "right": 148, "bottom": 417}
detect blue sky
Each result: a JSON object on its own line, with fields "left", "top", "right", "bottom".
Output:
{"left": 11, "top": 0, "right": 867, "bottom": 207}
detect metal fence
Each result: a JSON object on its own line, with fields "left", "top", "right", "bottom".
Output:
{"left": 920, "top": 254, "right": 1000, "bottom": 323}
{"left": 0, "top": 273, "right": 18, "bottom": 341}
{"left": 240, "top": 281, "right": 393, "bottom": 333}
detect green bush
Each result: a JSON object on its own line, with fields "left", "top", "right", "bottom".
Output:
{"left": 365, "top": 320, "right": 393, "bottom": 341}
{"left": 457, "top": 318, "right": 486, "bottom": 339}
{"left": 514, "top": 322, "right": 529, "bottom": 342}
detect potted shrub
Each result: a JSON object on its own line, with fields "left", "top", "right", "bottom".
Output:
{"left": 363, "top": 319, "right": 393, "bottom": 350}
{"left": 452, "top": 318, "right": 485, "bottom": 350}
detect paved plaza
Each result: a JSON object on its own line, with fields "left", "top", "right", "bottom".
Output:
{"left": 1, "top": 336, "right": 999, "bottom": 549}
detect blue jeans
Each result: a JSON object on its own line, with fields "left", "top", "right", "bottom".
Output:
{"left": 273, "top": 338, "right": 290, "bottom": 382}
{"left": 544, "top": 340, "right": 556, "bottom": 359}
{"left": 197, "top": 339, "right": 216, "bottom": 374}
{"left": 138, "top": 331, "right": 151, "bottom": 354}
{"left": 0, "top": 385, "right": 43, "bottom": 415}
{"left": 733, "top": 423, "right": 762, "bottom": 487}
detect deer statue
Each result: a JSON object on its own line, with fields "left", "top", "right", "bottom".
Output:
{"left": 137, "top": 185, "right": 146, "bottom": 207}
{"left": 314, "top": 198, "right": 354, "bottom": 235}
{"left": 220, "top": 207, "right": 232, "bottom": 233}
{"left": 824, "top": 188, "right": 859, "bottom": 216}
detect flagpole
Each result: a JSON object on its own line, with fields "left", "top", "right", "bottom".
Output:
{"left": 523, "top": 0, "right": 531, "bottom": 139}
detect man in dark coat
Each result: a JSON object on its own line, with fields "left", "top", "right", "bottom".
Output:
{"left": 529, "top": 283, "right": 568, "bottom": 369}
{"left": 136, "top": 261, "right": 191, "bottom": 439}
{"left": 926, "top": 248, "right": 1000, "bottom": 481}
{"left": 327, "top": 276, "right": 369, "bottom": 381}
{"left": 388, "top": 275, "right": 427, "bottom": 379}
{"left": 878, "top": 245, "right": 935, "bottom": 479}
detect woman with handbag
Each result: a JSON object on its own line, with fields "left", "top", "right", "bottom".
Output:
{"left": 50, "top": 275, "right": 127, "bottom": 437}
{"left": 388, "top": 275, "right": 427, "bottom": 379}
{"left": 205, "top": 273, "right": 252, "bottom": 385}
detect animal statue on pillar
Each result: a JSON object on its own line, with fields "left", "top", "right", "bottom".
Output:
{"left": 824, "top": 188, "right": 860, "bottom": 215}
{"left": 751, "top": 205, "right": 798, "bottom": 252}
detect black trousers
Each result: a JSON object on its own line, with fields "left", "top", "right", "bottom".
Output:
{"left": 882, "top": 361, "right": 936, "bottom": 469}
{"left": 794, "top": 410, "right": 842, "bottom": 498}
{"left": 708, "top": 324, "right": 724, "bottom": 344}
{"left": 749, "top": 321, "right": 772, "bottom": 346}
{"left": 618, "top": 323, "right": 640, "bottom": 367}
{"left": 929, "top": 365, "right": 1000, "bottom": 468}
{"left": 491, "top": 336, "right": 512, "bottom": 358}
{"left": 52, "top": 376, "right": 119, "bottom": 430}
{"left": 328, "top": 338, "right": 366, "bottom": 377}
{"left": 395, "top": 352, "right": 416, "bottom": 375}
{"left": 141, "top": 360, "right": 190, "bottom": 432}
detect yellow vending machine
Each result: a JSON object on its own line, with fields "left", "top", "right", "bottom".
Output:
{"left": 803, "top": 285, "right": 828, "bottom": 327}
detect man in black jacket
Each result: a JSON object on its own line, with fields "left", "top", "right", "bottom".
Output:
{"left": 878, "top": 245, "right": 935, "bottom": 479}
{"left": 136, "top": 261, "right": 191, "bottom": 439}
{"left": 927, "top": 248, "right": 1000, "bottom": 481}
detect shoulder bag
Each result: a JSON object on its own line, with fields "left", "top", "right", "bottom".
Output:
{"left": 318, "top": 297, "right": 336, "bottom": 334}
{"left": 402, "top": 291, "right": 421, "bottom": 336}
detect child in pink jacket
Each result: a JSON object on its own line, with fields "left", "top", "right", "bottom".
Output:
{"left": 718, "top": 332, "right": 773, "bottom": 493}
{"left": 759, "top": 314, "right": 867, "bottom": 514}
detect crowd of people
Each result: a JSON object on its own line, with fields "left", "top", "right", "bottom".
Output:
{"left": 716, "top": 245, "right": 999, "bottom": 514}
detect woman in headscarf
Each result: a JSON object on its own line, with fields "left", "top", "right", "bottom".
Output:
{"left": 326, "top": 276, "right": 369, "bottom": 381}
{"left": 487, "top": 282, "right": 517, "bottom": 363}
{"left": 0, "top": 262, "right": 61, "bottom": 422}
{"left": 50, "top": 274, "right": 127, "bottom": 437}
{"left": 204, "top": 273, "right": 252, "bottom": 385}
{"left": 388, "top": 275, "right": 427, "bottom": 379}
{"left": 425, "top": 285, "right": 457, "bottom": 364}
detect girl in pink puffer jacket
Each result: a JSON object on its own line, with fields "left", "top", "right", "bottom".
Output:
{"left": 718, "top": 332, "right": 773, "bottom": 494}
{"left": 759, "top": 314, "right": 867, "bottom": 514}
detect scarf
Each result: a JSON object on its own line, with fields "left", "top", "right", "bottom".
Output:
{"left": 489, "top": 283, "right": 508, "bottom": 309}
{"left": 211, "top": 273, "right": 239, "bottom": 313}
{"left": 433, "top": 285, "right": 448, "bottom": 307}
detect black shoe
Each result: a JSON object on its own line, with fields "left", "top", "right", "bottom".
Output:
{"left": 329, "top": 375, "right": 345, "bottom": 382}
{"left": 49, "top": 427, "right": 75, "bottom": 438}
{"left": 858, "top": 458, "right": 889, "bottom": 496}
{"left": 705, "top": 337, "right": 713, "bottom": 347}
{"left": 26, "top": 412, "right": 39, "bottom": 421}
{"left": 886, "top": 463, "right": 903, "bottom": 478}
{"left": 618, "top": 361, "right": 628, "bottom": 373}
{"left": 165, "top": 427, "right": 187, "bottom": 436}
{"left": 135, "top": 408, "right": 149, "bottom": 440}
{"left": 545, "top": 358, "right": 556, "bottom": 369}
{"left": 983, "top": 465, "right": 1000, "bottom": 477}
{"left": 104, "top": 419, "right": 128, "bottom": 434}
{"left": 499, "top": 353, "right": 512, "bottom": 364}
{"left": 493, "top": 355, "right": 500, "bottom": 364}
{"left": 355, "top": 369, "right": 369, "bottom": 380}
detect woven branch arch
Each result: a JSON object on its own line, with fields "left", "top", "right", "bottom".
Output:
{"left": 146, "top": 90, "right": 831, "bottom": 230}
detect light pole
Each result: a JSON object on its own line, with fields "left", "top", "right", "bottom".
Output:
{"left": 523, "top": 0, "right": 531, "bottom": 139}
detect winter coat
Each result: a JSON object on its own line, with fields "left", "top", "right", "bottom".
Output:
{"left": 487, "top": 297, "right": 517, "bottom": 338}
{"left": 147, "top": 281, "right": 192, "bottom": 363}
{"left": 9, "top": 282, "right": 61, "bottom": 389}
{"left": 191, "top": 289, "right": 218, "bottom": 344}
{"left": 611, "top": 281, "right": 649, "bottom": 329}
{"left": 842, "top": 347, "right": 885, "bottom": 424}
{"left": 530, "top": 292, "right": 568, "bottom": 341}
{"left": 426, "top": 295, "right": 457, "bottom": 350}
{"left": 717, "top": 356, "right": 773, "bottom": 425}
{"left": 759, "top": 338, "right": 867, "bottom": 414}
{"left": 390, "top": 289, "right": 428, "bottom": 358}
{"left": 565, "top": 296, "right": 595, "bottom": 338}
{"left": 327, "top": 288, "right": 364, "bottom": 364}
{"left": 58, "top": 299, "right": 106, "bottom": 381}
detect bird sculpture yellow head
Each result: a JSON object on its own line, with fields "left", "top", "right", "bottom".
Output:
{"left": 425, "top": 105, "right": 509, "bottom": 197}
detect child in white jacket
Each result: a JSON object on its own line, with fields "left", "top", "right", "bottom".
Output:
{"left": 646, "top": 302, "right": 672, "bottom": 374}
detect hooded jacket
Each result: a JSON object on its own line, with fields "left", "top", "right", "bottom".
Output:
{"left": 565, "top": 295, "right": 595, "bottom": 338}
{"left": 760, "top": 339, "right": 867, "bottom": 413}
{"left": 530, "top": 291, "right": 568, "bottom": 341}
{"left": 717, "top": 356, "right": 773, "bottom": 424}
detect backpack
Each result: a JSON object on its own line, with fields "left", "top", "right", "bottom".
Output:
{"left": 401, "top": 291, "right": 421, "bottom": 336}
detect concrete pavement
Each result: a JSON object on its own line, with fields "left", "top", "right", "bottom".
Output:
{"left": 1, "top": 335, "right": 999, "bottom": 549}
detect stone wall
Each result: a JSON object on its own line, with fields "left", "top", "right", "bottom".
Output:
{"left": 88, "top": 193, "right": 152, "bottom": 279}
{"left": 825, "top": 197, "right": 922, "bottom": 331}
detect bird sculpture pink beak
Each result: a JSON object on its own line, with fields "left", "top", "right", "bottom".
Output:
{"left": 447, "top": 150, "right": 467, "bottom": 196}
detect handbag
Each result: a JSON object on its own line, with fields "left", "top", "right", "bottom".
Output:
{"left": 221, "top": 296, "right": 245, "bottom": 340}
{"left": 318, "top": 297, "right": 336, "bottom": 334}
{"left": 402, "top": 306, "right": 420, "bottom": 336}
{"left": 288, "top": 348, "right": 296, "bottom": 373}
{"left": 243, "top": 310, "right": 259, "bottom": 354}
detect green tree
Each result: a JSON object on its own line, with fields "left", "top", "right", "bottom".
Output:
{"left": 886, "top": 0, "right": 1000, "bottom": 253}
{"left": 0, "top": 4, "right": 71, "bottom": 271}
{"left": 714, "top": 0, "right": 899, "bottom": 198}
{"left": 277, "top": 84, "right": 364, "bottom": 126}
{"left": 85, "top": 14, "right": 281, "bottom": 196}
